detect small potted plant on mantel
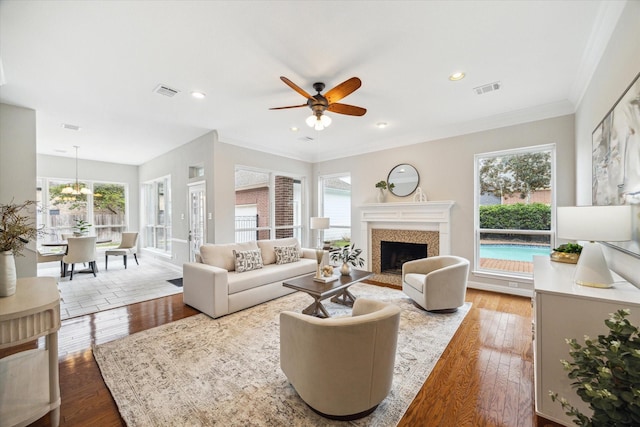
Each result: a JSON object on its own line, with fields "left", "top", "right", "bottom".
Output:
{"left": 0, "top": 200, "right": 38, "bottom": 297}
{"left": 330, "top": 243, "right": 365, "bottom": 276}
{"left": 375, "top": 180, "right": 395, "bottom": 203}
{"left": 550, "top": 309, "right": 640, "bottom": 426}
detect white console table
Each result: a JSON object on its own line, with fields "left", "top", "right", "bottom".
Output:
{"left": 0, "top": 277, "right": 61, "bottom": 427}
{"left": 533, "top": 256, "right": 640, "bottom": 426}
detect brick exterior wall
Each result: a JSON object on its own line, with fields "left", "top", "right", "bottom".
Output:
{"left": 235, "top": 176, "right": 294, "bottom": 240}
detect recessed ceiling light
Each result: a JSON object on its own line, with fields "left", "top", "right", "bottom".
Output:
{"left": 191, "top": 91, "right": 206, "bottom": 99}
{"left": 290, "top": 127, "right": 299, "bottom": 132}
{"left": 376, "top": 122, "right": 388, "bottom": 129}
{"left": 449, "top": 72, "right": 465, "bottom": 81}
{"left": 61, "top": 123, "right": 81, "bottom": 131}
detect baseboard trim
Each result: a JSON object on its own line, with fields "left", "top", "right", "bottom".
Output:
{"left": 467, "top": 280, "right": 533, "bottom": 298}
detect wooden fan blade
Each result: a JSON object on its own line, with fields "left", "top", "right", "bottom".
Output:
{"left": 280, "top": 76, "right": 313, "bottom": 99}
{"left": 327, "top": 103, "right": 367, "bottom": 116}
{"left": 269, "top": 104, "right": 308, "bottom": 110}
{"left": 324, "top": 77, "right": 362, "bottom": 104}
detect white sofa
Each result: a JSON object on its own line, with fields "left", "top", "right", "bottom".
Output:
{"left": 183, "top": 238, "right": 317, "bottom": 318}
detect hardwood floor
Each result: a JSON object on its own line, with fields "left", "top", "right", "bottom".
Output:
{"left": 10, "top": 284, "right": 565, "bottom": 427}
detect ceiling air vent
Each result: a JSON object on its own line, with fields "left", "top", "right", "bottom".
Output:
{"left": 298, "top": 136, "right": 315, "bottom": 142}
{"left": 474, "top": 81, "right": 501, "bottom": 95}
{"left": 153, "top": 84, "right": 180, "bottom": 97}
{"left": 61, "top": 123, "right": 81, "bottom": 131}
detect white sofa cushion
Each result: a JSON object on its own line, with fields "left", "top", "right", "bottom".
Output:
{"left": 257, "top": 238, "right": 302, "bottom": 265}
{"left": 228, "top": 258, "right": 316, "bottom": 294}
{"left": 403, "top": 273, "right": 425, "bottom": 293}
{"left": 200, "top": 241, "right": 258, "bottom": 271}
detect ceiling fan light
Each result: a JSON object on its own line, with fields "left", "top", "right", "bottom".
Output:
{"left": 306, "top": 115, "right": 317, "bottom": 128}
{"left": 320, "top": 114, "right": 331, "bottom": 127}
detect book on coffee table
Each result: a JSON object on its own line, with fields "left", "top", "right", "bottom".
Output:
{"left": 312, "top": 274, "right": 338, "bottom": 283}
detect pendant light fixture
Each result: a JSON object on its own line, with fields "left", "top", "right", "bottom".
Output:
{"left": 61, "top": 146, "right": 92, "bottom": 196}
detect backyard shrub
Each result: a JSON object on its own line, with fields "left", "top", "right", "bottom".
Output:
{"left": 479, "top": 203, "right": 551, "bottom": 230}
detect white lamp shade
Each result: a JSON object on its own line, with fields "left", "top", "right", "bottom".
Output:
{"left": 557, "top": 205, "right": 632, "bottom": 288}
{"left": 310, "top": 217, "right": 330, "bottom": 230}
{"left": 557, "top": 205, "right": 631, "bottom": 242}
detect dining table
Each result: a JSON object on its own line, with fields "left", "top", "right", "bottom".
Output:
{"left": 41, "top": 238, "right": 112, "bottom": 277}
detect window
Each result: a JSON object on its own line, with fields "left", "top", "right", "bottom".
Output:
{"left": 319, "top": 174, "right": 351, "bottom": 246}
{"left": 36, "top": 178, "right": 128, "bottom": 247}
{"left": 142, "top": 176, "right": 171, "bottom": 253}
{"left": 234, "top": 167, "right": 303, "bottom": 243}
{"left": 474, "top": 145, "right": 555, "bottom": 277}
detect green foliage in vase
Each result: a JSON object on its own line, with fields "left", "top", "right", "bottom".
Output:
{"left": 375, "top": 180, "right": 395, "bottom": 190}
{"left": 73, "top": 219, "right": 92, "bottom": 234}
{"left": 329, "top": 243, "right": 365, "bottom": 267}
{"left": 550, "top": 309, "right": 640, "bottom": 426}
{"left": 0, "top": 200, "right": 38, "bottom": 255}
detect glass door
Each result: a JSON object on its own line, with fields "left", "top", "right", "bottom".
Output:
{"left": 188, "top": 182, "right": 206, "bottom": 262}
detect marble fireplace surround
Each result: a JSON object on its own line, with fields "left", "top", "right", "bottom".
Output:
{"left": 360, "top": 201, "right": 455, "bottom": 285}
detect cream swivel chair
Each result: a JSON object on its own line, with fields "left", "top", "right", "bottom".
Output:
{"left": 62, "top": 236, "right": 97, "bottom": 280}
{"left": 402, "top": 255, "right": 470, "bottom": 312}
{"left": 280, "top": 298, "right": 401, "bottom": 420}
{"left": 105, "top": 232, "right": 138, "bottom": 270}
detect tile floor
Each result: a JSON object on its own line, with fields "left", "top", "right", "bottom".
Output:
{"left": 37, "top": 255, "right": 184, "bottom": 320}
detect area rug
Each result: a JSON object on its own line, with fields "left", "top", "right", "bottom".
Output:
{"left": 93, "top": 283, "right": 471, "bottom": 426}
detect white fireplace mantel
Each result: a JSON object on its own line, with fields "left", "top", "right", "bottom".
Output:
{"left": 360, "top": 201, "right": 455, "bottom": 269}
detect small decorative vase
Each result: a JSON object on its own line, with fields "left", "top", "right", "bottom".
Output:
{"left": 340, "top": 262, "right": 351, "bottom": 276}
{"left": 0, "top": 251, "right": 17, "bottom": 297}
{"left": 376, "top": 188, "right": 386, "bottom": 203}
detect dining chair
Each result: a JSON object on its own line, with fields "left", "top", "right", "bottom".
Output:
{"left": 62, "top": 236, "right": 97, "bottom": 280}
{"left": 105, "top": 232, "right": 139, "bottom": 270}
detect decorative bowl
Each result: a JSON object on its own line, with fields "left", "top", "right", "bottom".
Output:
{"left": 550, "top": 251, "right": 580, "bottom": 264}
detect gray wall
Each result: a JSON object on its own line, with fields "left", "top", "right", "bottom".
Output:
{"left": 138, "top": 130, "right": 216, "bottom": 266}
{"left": 575, "top": 0, "right": 640, "bottom": 286}
{"left": 314, "top": 114, "right": 575, "bottom": 294}
{"left": 0, "top": 103, "right": 37, "bottom": 277}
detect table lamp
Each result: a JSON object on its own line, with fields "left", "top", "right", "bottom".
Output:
{"left": 557, "top": 205, "right": 631, "bottom": 288}
{"left": 310, "top": 217, "right": 330, "bottom": 279}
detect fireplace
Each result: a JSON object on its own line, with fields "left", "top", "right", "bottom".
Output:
{"left": 380, "top": 241, "right": 427, "bottom": 275}
{"left": 360, "top": 201, "right": 455, "bottom": 286}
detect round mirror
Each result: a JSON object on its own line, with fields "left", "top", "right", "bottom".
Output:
{"left": 387, "top": 164, "right": 419, "bottom": 197}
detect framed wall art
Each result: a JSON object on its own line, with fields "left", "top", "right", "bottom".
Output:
{"left": 592, "top": 71, "right": 640, "bottom": 258}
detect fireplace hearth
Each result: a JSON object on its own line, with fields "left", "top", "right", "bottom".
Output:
{"left": 380, "top": 241, "right": 427, "bottom": 275}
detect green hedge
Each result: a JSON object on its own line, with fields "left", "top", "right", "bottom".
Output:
{"left": 479, "top": 203, "right": 551, "bottom": 230}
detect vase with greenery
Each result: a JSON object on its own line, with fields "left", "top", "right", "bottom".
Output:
{"left": 375, "top": 180, "right": 395, "bottom": 203}
{"left": 549, "top": 309, "right": 640, "bottom": 426}
{"left": 73, "top": 219, "right": 92, "bottom": 236}
{"left": 0, "top": 200, "right": 38, "bottom": 297}
{"left": 329, "top": 243, "right": 365, "bottom": 275}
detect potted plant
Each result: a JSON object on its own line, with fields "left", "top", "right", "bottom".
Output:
{"left": 550, "top": 309, "right": 640, "bottom": 426}
{"left": 551, "top": 242, "right": 583, "bottom": 264}
{"left": 0, "top": 200, "right": 38, "bottom": 296}
{"left": 330, "top": 243, "right": 365, "bottom": 276}
{"left": 375, "top": 180, "right": 395, "bottom": 203}
{"left": 73, "top": 219, "right": 92, "bottom": 236}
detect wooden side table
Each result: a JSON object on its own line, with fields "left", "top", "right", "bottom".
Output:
{"left": 0, "top": 277, "right": 61, "bottom": 427}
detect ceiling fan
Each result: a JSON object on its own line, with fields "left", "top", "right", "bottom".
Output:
{"left": 270, "top": 76, "right": 367, "bottom": 130}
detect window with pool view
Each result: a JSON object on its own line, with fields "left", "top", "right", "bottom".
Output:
{"left": 475, "top": 145, "right": 555, "bottom": 277}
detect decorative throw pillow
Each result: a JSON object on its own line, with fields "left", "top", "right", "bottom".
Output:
{"left": 274, "top": 245, "right": 300, "bottom": 265}
{"left": 233, "top": 249, "right": 264, "bottom": 273}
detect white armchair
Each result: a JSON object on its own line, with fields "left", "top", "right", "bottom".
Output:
{"left": 402, "top": 255, "right": 470, "bottom": 312}
{"left": 105, "top": 232, "right": 139, "bottom": 270}
{"left": 280, "top": 298, "right": 401, "bottom": 420}
{"left": 62, "top": 236, "right": 97, "bottom": 280}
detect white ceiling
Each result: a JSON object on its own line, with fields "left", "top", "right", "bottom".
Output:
{"left": 0, "top": 1, "right": 626, "bottom": 165}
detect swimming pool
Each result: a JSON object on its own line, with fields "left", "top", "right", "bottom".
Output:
{"left": 480, "top": 244, "right": 550, "bottom": 262}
